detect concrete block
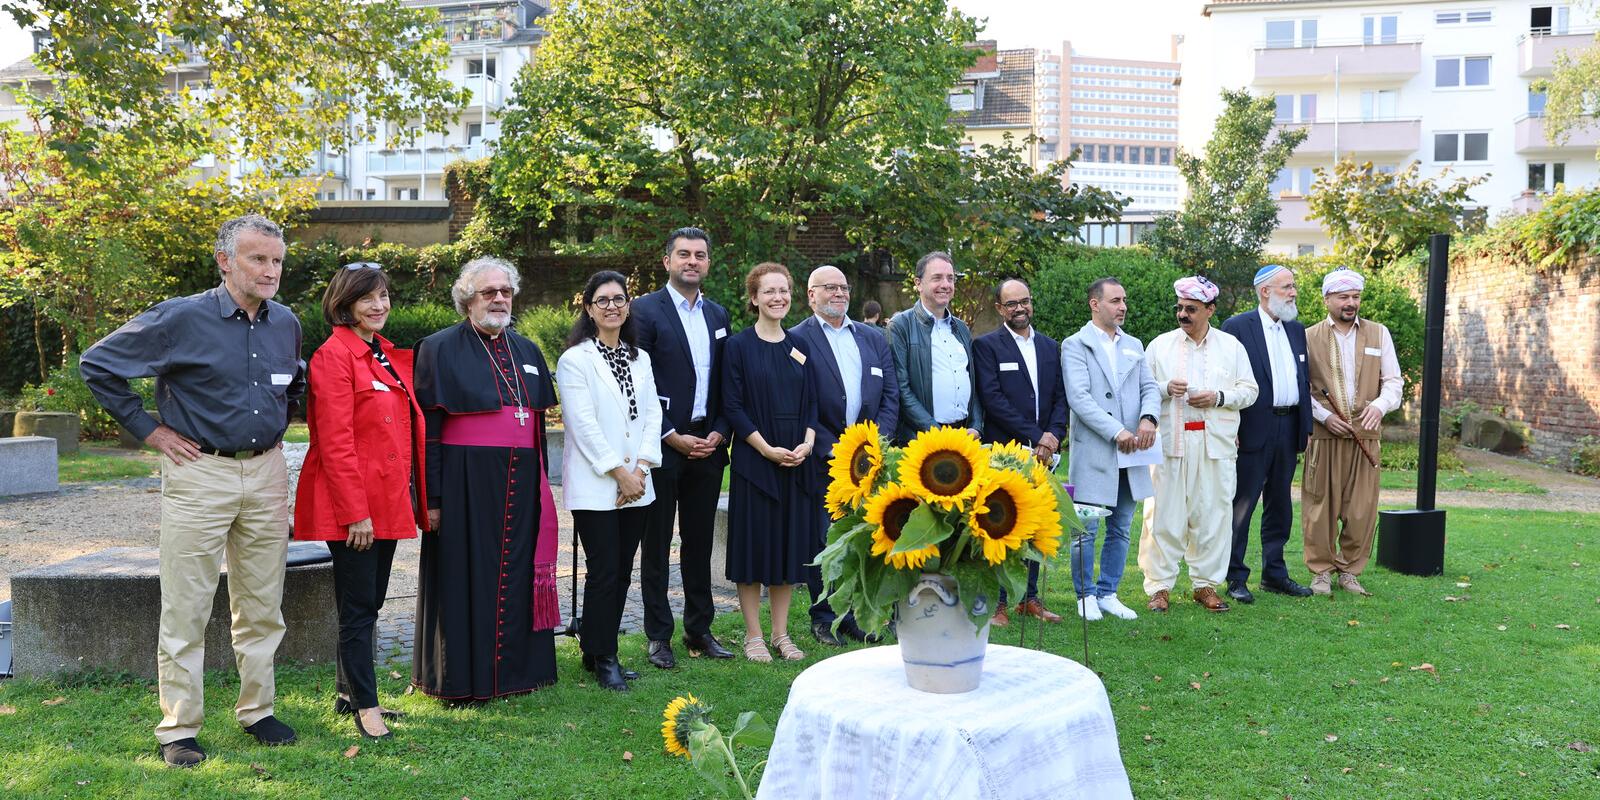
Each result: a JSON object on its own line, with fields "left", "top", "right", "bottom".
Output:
{"left": 13, "top": 411, "right": 79, "bottom": 455}
{"left": 0, "top": 409, "right": 16, "bottom": 437}
{"left": 710, "top": 494, "right": 733, "bottom": 595}
{"left": 1461, "top": 412, "right": 1528, "bottom": 454}
{"left": 11, "top": 542, "right": 337, "bottom": 679}
{"left": 0, "top": 436, "right": 58, "bottom": 497}
{"left": 545, "top": 427, "right": 564, "bottom": 486}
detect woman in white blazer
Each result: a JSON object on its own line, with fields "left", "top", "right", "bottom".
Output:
{"left": 555, "top": 271, "right": 663, "bottom": 692}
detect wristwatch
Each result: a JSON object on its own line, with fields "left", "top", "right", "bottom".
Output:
{"left": 1140, "top": 414, "right": 1158, "bottom": 427}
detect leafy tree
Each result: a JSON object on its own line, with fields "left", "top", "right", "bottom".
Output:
{"left": 1536, "top": 2, "right": 1600, "bottom": 158}
{"left": 493, "top": 0, "right": 979, "bottom": 320}
{"left": 1031, "top": 246, "right": 1185, "bottom": 347}
{"left": 835, "top": 136, "right": 1126, "bottom": 320}
{"left": 0, "top": 0, "right": 468, "bottom": 358}
{"left": 1305, "top": 159, "right": 1486, "bottom": 271}
{"left": 1143, "top": 88, "right": 1307, "bottom": 313}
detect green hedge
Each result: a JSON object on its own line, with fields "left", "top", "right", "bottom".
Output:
{"left": 1032, "top": 246, "right": 1187, "bottom": 347}
{"left": 515, "top": 304, "right": 579, "bottom": 360}
{"left": 15, "top": 355, "right": 153, "bottom": 440}
{"left": 297, "top": 303, "right": 462, "bottom": 361}
{"left": 284, "top": 239, "right": 483, "bottom": 312}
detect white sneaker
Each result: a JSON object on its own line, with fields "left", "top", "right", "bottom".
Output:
{"left": 1097, "top": 595, "right": 1139, "bottom": 620}
{"left": 1076, "top": 596, "right": 1103, "bottom": 621}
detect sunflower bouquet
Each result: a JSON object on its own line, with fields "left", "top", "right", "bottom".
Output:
{"left": 816, "top": 421, "right": 1082, "bottom": 633}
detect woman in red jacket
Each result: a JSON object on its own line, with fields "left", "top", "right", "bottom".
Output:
{"left": 293, "top": 262, "right": 428, "bottom": 741}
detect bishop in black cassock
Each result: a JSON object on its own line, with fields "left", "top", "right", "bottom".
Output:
{"left": 412, "top": 317, "right": 559, "bottom": 700}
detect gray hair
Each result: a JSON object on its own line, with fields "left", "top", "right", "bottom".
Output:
{"left": 215, "top": 214, "right": 284, "bottom": 259}
{"left": 915, "top": 251, "right": 955, "bottom": 279}
{"left": 452, "top": 256, "right": 522, "bottom": 315}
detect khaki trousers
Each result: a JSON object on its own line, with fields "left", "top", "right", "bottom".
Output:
{"left": 155, "top": 449, "right": 289, "bottom": 744}
{"left": 1301, "top": 437, "right": 1380, "bottom": 577}
{"left": 1139, "top": 429, "right": 1235, "bottom": 595}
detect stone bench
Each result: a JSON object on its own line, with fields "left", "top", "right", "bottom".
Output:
{"left": 11, "top": 541, "right": 337, "bottom": 679}
{"left": 711, "top": 495, "right": 734, "bottom": 595}
{"left": 0, "top": 436, "right": 58, "bottom": 497}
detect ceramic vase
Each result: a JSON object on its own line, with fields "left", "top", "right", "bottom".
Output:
{"left": 895, "top": 572, "right": 991, "bottom": 693}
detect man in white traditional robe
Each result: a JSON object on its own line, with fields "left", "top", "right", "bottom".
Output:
{"left": 1139, "top": 276, "right": 1259, "bottom": 613}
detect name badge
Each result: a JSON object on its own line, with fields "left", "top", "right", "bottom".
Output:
{"left": 1363, "top": 347, "right": 1382, "bottom": 357}
{"left": 523, "top": 364, "right": 539, "bottom": 374}
{"left": 999, "top": 362, "right": 1020, "bottom": 372}
{"left": 790, "top": 347, "right": 807, "bottom": 365}
{"left": 371, "top": 380, "right": 391, "bottom": 392}
{"left": 1299, "top": 353, "right": 1306, "bottom": 362}
{"left": 715, "top": 328, "right": 728, "bottom": 340}
{"left": 1121, "top": 348, "right": 1140, "bottom": 359}
{"left": 270, "top": 373, "right": 293, "bottom": 386}
{"left": 870, "top": 366, "right": 883, "bottom": 377}
{"left": 662, "top": 397, "right": 671, "bottom": 410}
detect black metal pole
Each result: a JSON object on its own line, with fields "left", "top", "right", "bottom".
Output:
{"left": 1416, "top": 234, "right": 1449, "bottom": 511}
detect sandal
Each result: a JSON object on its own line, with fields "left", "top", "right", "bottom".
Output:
{"left": 743, "top": 636, "right": 772, "bottom": 663}
{"left": 771, "top": 634, "right": 805, "bottom": 661}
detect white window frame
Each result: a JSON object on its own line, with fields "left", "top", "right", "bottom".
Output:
{"left": 1432, "top": 131, "right": 1490, "bottom": 163}
{"left": 1530, "top": 5, "right": 1572, "bottom": 35}
{"left": 1436, "top": 9, "right": 1493, "bottom": 25}
{"left": 1363, "top": 15, "right": 1398, "bottom": 44}
{"left": 1527, "top": 161, "right": 1567, "bottom": 192}
{"left": 1264, "top": 18, "right": 1318, "bottom": 48}
{"left": 1361, "top": 89, "right": 1398, "bottom": 120}
{"left": 1434, "top": 56, "right": 1492, "bottom": 89}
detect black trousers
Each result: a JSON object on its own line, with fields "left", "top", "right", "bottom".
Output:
{"left": 807, "top": 516, "right": 848, "bottom": 625}
{"left": 641, "top": 454, "right": 723, "bottom": 641}
{"left": 329, "top": 538, "right": 397, "bottom": 709}
{"left": 572, "top": 507, "right": 646, "bottom": 657}
{"left": 1229, "top": 412, "right": 1298, "bottom": 584}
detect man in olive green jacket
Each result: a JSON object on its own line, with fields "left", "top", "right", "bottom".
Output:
{"left": 888, "top": 251, "right": 984, "bottom": 445}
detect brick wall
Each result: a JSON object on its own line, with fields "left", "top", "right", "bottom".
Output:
{"left": 1442, "top": 249, "right": 1600, "bottom": 462}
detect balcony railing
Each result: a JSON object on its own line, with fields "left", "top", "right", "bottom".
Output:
{"left": 1517, "top": 28, "right": 1599, "bottom": 77}
{"left": 1513, "top": 112, "right": 1600, "bottom": 153}
{"left": 457, "top": 75, "right": 504, "bottom": 109}
{"left": 1275, "top": 196, "right": 1320, "bottom": 233}
{"left": 365, "top": 143, "right": 489, "bottom": 176}
{"left": 1511, "top": 191, "right": 1547, "bottom": 215}
{"left": 1276, "top": 117, "right": 1421, "bottom": 157}
{"left": 1253, "top": 38, "right": 1422, "bottom": 85}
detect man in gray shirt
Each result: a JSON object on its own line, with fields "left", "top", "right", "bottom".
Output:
{"left": 81, "top": 214, "right": 305, "bottom": 767}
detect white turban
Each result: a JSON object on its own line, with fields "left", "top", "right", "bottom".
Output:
{"left": 1322, "top": 267, "right": 1365, "bottom": 295}
{"left": 1173, "top": 275, "right": 1218, "bottom": 304}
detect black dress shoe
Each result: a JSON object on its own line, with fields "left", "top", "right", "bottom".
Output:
{"left": 158, "top": 738, "right": 206, "bottom": 768}
{"left": 334, "top": 697, "right": 406, "bottom": 719}
{"left": 837, "top": 618, "right": 878, "bottom": 643}
{"left": 811, "top": 621, "right": 845, "bottom": 647}
{"left": 590, "top": 655, "right": 631, "bottom": 692}
{"left": 242, "top": 715, "right": 297, "bottom": 746}
{"left": 583, "top": 652, "right": 639, "bottom": 680}
{"left": 683, "top": 632, "right": 735, "bottom": 659}
{"left": 647, "top": 639, "right": 676, "bottom": 669}
{"left": 1261, "top": 576, "right": 1314, "bottom": 597}
{"left": 1225, "top": 580, "right": 1256, "bottom": 604}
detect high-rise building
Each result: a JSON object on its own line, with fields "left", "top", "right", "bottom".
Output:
{"left": 1179, "top": 0, "right": 1599, "bottom": 255}
{"left": 1052, "top": 41, "right": 1183, "bottom": 218}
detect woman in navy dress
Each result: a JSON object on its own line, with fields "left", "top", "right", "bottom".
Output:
{"left": 722, "top": 262, "right": 819, "bottom": 663}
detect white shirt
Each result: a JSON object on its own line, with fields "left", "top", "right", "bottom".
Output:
{"left": 1309, "top": 317, "right": 1404, "bottom": 424}
{"left": 817, "top": 315, "right": 863, "bottom": 428}
{"left": 1007, "top": 325, "right": 1040, "bottom": 420}
{"left": 1093, "top": 324, "right": 1120, "bottom": 381}
{"left": 666, "top": 282, "right": 713, "bottom": 421}
{"left": 1257, "top": 308, "right": 1300, "bottom": 407}
{"left": 923, "top": 302, "right": 971, "bottom": 425}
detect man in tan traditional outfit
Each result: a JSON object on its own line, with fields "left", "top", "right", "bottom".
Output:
{"left": 1302, "top": 267, "right": 1403, "bottom": 597}
{"left": 1140, "top": 276, "right": 1259, "bottom": 613}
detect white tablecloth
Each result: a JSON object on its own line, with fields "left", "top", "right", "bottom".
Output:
{"left": 755, "top": 644, "right": 1132, "bottom": 800}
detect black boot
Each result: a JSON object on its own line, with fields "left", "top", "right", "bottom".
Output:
{"left": 591, "top": 655, "right": 630, "bottom": 692}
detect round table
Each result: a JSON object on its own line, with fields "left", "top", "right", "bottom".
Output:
{"left": 755, "top": 644, "right": 1132, "bottom": 800}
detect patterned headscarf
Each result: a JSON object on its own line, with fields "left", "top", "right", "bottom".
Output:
{"left": 1173, "top": 275, "right": 1219, "bottom": 304}
{"left": 1322, "top": 267, "right": 1365, "bottom": 295}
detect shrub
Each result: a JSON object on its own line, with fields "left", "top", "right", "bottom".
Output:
{"left": 16, "top": 355, "right": 153, "bottom": 440}
{"left": 516, "top": 304, "right": 580, "bottom": 360}
{"left": 297, "top": 303, "right": 461, "bottom": 361}
{"left": 1032, "top": 246, "right": 1187, "bottom": 348}
{"left": 1380, "top": 437, "right": 1463, "bottom": 472}
{"left": 1570, "top": 437, "right": 1600, "bottom": 478}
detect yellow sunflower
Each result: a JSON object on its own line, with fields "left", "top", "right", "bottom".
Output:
{"left": 864, "top": 483, "right": 942, "bottom": 570}
{"left": 1028, "top": 481, "right": 1065, "bottom": 558}
{"left": 661, "top": 694, "right": 710, "bottom": 760}
{"left": 966, "top": 470, "right": 1055, "bottom": 565}
{"left": 826, "top": 421, "right": 884, "bottom": 514}
{"left": 900, "top": 426, "right": 988, "bottom": 510}
{"left": 988, "top": 440, "right": 1037, "bottom": 473}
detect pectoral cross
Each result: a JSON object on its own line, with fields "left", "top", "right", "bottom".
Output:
{"left": 514, "top": 406, "right": 529, "bottom": 427}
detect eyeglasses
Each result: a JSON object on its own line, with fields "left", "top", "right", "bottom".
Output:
{"left": 343, "top": 262, "right": 382, "bottom": 271}
{"left": 811, "top": 283, "right": 850, "bottom": 295}
{"left": 591, "top": 294, "right": 630, "bottom": 309}
{"left": 477, "top": 286, "right": 515, "bottom": 300}
{"left": 999, "top": 297, "right": 1033, "bottom": 310}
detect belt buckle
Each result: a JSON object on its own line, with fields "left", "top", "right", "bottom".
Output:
{"left": 232, "top": 450, "right": 252, "bottom": 460}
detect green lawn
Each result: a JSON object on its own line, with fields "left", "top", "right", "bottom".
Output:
{"left": 57, "top": 449, "right": 158, "bottom": 483}
{"left": 2, "top": 506, "right": 1597, "bottom": 798}
{"left": 1290, "top": 465, "right": 1546, "bottom": 495}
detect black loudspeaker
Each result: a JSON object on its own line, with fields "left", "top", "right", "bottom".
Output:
{"left": 1377, "top": 509, "right": 1446, "bottom": 576}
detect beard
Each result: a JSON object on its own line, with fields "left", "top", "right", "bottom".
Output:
{"left": 1267, "top": 294, "right": 1299, "bottom": 322}
{"left": 473, "top": 309, "right": 511, "bottom": 333}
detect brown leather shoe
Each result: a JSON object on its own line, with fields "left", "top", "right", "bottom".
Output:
{"left": 991, "top": 605, "right": 1011, "bottom": 627}
{"left": 1015, "top": 598, "right": 1063, "bottom": 623}
{"left": 1192, "top": 587, "right": 1231, "bottom": 612}
{"left": 1146, "top": 590, "right": 1169, "bottom": 612}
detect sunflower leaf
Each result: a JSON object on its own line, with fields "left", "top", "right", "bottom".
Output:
{"left": 688, "top": 727, "right": 734, "bottom": 793}
{"left": 892, "top": 503, "right": 952, "bottom": 553}
{"left": 728, "top": 711, "right": 773, "bottom": 749}
{"left": 948, "top": 560, "right": 1002, "bottom": 632}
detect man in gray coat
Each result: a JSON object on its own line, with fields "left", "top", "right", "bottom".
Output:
{"left": 888, "top": 251, "right": 983, "bottom": 444}
{"left": 1061, "top": 277, "right": 1160, "bottom": 621}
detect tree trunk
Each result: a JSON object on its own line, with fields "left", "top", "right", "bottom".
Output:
{"left": 32, "top": 305, "right": 47, "bottom": 383}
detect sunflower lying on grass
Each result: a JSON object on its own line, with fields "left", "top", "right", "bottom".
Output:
{"left": 814, "top": 423, "right": 1083, "bottom": 634}
{"left": 661, "top": 695, "right": 771, "bottom": 800}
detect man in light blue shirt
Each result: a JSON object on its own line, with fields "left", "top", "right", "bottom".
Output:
{"left": 888, "top": 252, "right": 983, "bottom": 445}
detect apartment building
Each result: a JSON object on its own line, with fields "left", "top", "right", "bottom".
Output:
{"left": 1179, "top": 0, "right": 1600, "bottom": 255}
{"left": 1053, "top": 42, "right": 1183, "bottom": 218}
{"left": 952, "top": 42, "right": 1040, "bottom": 169}
{"left": 0, "top": 0, "right": 548, "bottom": 203}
